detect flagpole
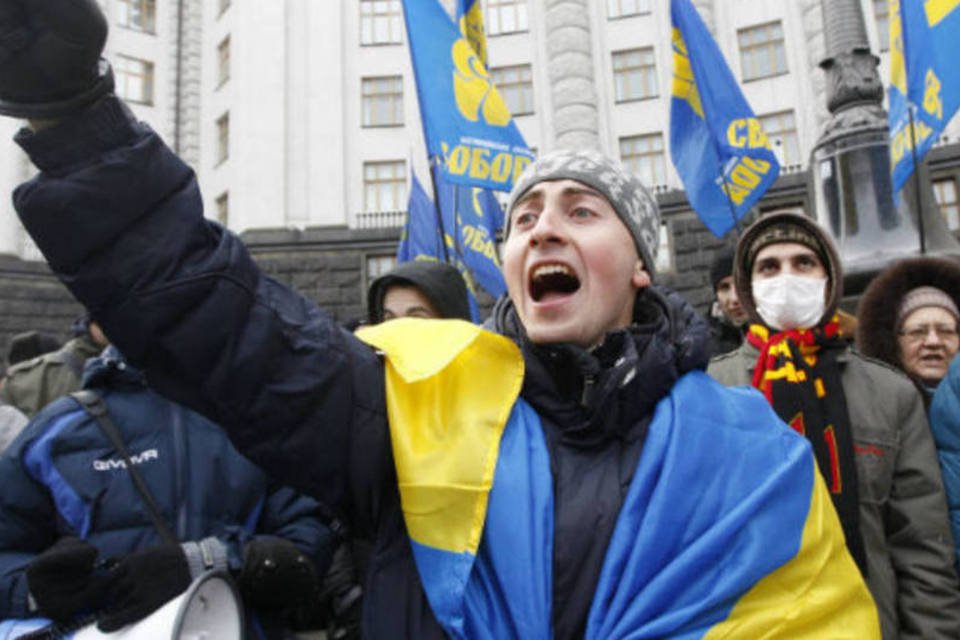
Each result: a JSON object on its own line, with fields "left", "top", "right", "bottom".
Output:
{"left": 427, "top": 155, "right": 452, "bottom": 263}
{"left": 907, "top": 105, "right": 927, "bottom": 254}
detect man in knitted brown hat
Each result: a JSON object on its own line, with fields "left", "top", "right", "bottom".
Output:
{"left": 0, "top": 4, "right": 879, "bottom": 634}
{"left": 709, "top": 211, "right": 960, "bottom": 639}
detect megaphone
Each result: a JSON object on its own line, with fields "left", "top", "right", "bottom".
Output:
{"left": 0, "top": 571, "right": 244, "bottom": 640}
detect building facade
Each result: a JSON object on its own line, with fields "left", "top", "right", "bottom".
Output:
{"left": 0, "top": 0, "right": 958, "bottom": 342}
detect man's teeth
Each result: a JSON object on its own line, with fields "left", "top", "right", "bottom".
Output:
{"left": 533, "top": 264, "right": 572, "bottom": 278}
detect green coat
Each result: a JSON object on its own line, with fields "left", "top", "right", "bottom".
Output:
{"left": 0, "top": 334, "right": 103, "bottom": 417}
{"left": 708, "top": 342, "right": 960, "bottom": 640}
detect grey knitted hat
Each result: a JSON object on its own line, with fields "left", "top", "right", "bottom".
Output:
{"left": 504, "top": 149, "right": 661, "bottom": 277}
{"left": 896, "top": 286, "right": 960, "bottom": 330}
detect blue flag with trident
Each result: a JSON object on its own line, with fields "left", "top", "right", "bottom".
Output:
{"left": 402, "top": 0, "right": 534, "bottom": 193}
{"left": 888, "top": 0, "right": 960, "bottom": 194}
{"left": 669, "top": 0, "right": 780, "bottom": 237}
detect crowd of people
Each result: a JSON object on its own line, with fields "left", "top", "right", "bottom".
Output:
{"left": 0, "top": 1, "right": 959, "bottom": 639}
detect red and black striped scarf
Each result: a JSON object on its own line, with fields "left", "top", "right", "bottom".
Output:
{"left": 747, "top": 318, "right": 867, "bottom": 574}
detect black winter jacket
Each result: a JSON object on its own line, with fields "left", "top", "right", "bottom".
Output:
{"left": 11, "top": 97, "right": 710, "bottom": 638}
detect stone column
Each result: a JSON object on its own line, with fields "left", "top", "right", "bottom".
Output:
{"left": 544, "top": 0, "right": 600, "bottom": 150}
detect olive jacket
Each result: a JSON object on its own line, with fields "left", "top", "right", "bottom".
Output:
{"left": 709, "top": 342, "right": 960, "bottom": 640}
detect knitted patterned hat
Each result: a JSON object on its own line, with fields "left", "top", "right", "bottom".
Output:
{"left": 504, "top": 149, "right": 661, "bottom": 277}
{"left": 896, "top": 286, "right": 960, "bottom": 330}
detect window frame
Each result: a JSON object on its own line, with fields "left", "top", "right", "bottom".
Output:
{"left": 738, "top": 21, "right": 788, "bottom": 82}
{"left": 217, "top": 35, "right": 231, "bottom": 89}
{"left": 758, "top": 109, "right": 800, "bottom": 167}
{"left": 117, "top": 0, "right": 157, "bottom": 34}
{"left": 363, "top": 160, "right": 407, "bottom": 213}
{"left": 486, "top": 0, "right": 529, "bottom": 36}
{"left": 607, "top": 0, "right": 652, "bottom": 20}
{"left": 360, "top": 0, "right": 404, "bottom": 46}
{"left": 619, "top": 132, "right": 667, "bottom": 188}
{"left": 361, "top": 75, "right": 405, "bottom": 127}
{"left": 612, "top": 47, "right": 659, "bottom": 103}
{"left": 489, "top": 64, "right": 534, "bottom": 116}
{"left": 216, "top": 112, "right": 230, "bottom": 166}
{"left": 114, "top": 54, "right": 155, "bottom": 106}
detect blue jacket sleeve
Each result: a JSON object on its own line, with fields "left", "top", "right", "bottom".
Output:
{"left": 0, "top": 424, "right": 62, "bottom": 618}
{"left": 931, "top": 355, "right": 960, "bottom": 573}
{"left": 12, "top": 97, "right": 391, "bottom": 535}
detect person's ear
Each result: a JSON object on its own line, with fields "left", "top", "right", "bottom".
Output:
{"left": 631, "top": 261, "right": 651, "bottom": 289}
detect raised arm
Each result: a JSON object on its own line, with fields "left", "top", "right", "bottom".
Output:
{"left": 0, "top": 0, "right": 390, "bottom": 533}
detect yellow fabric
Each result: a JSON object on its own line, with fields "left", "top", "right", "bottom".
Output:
{"left": 704, "top": 463, "right": 880, "bottom": 639}
{"left": 357, "top": 318, "right": 524, "bottom": 554}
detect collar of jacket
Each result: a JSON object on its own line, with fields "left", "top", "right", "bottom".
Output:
{"left": 489, "top": 286, "right": 711, "bottom": 448}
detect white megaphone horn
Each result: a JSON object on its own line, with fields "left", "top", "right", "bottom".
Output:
{"left": 0, "top": 571, "right": 244, "bottom": 640}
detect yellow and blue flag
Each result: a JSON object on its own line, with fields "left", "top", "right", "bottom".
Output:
{"left": 358, "top": 319, "right": 879, "bottom": 638}
{"left": 669, "top": 0, "right": 780, "bottom": 237}
{"left": 402, "top": 0, "right": 534, "bottom": 192}
{"left": 456, "top": 0, "right": 487, "bottom": 69}
{"left": 889, "top": 0, "right": 960, "bottom": 193}
{"left": 398, "top": 171, "right": 506, "bottom": 318}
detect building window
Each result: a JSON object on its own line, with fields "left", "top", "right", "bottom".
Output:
{"left": 215, "top": 192, "right": 229, "bottom": 226}
{"left": 219, "top": 0, "right": 231, "bottom": 17}
{"left": 118, "top": 0, "right": 156, "bottom": 33}
{"left": 655, "top": 222, "right": 674, "bottom": 273}
{"left": 216, "top": 112, "right": 230, "bottom": 164}
{"left": 486, "top": 0, "right": 528, "bottom": 36}
{"left": 608, "top": 0, "right": 651, "bottom": 19}
{"left": 114, "top": 55, "right": 154, "bottom": 105}
{"left": 363, "top": 161, "right": 407, "bottom": 212}
{"left": 362, "top": 76, "right": 404, "bottom": 127}
{"left": 217, "top": 36, "right": 231, "bottom": 88}
{"left": 759, "top": 110, "right": 800, "bottom": 167}
{"left": 620, "top": 133, "right": 667, "bottom": 187}
{"left": 738, "top": 21, "right": 787, "bottom": 81}
{"left": 934, "top": 178, "right": 960, "bottom": 233}
{"left": 360, "top": 0, "right": 403, "bottom": 45}
{"left": 490, "top": 64, "right": 534, "bottom": 116}
{"left": 612, "top": 47, "right": 658, "bottom": 102}
{"left": 874, "top": 0, "right": 890, "bottom": 52}
{"left": 366, "top": 254, "right": 397, "bottom": 280}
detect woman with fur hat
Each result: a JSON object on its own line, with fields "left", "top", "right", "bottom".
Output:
{"left": 857, "top": 256, "right": 960, "bottom": 402}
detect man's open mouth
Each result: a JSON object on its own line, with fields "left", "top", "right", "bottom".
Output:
{"left": 530, "top": 263, "right": 580, "bottom": 302}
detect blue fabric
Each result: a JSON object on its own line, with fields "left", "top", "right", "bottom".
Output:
{"left": 889, "top": 0, "right": 960, "bottom": 193}
{"left": 669, "top": 0, "right": 780, "bottom": 237}
{"left": 22, "top": 411, "right": 91, "bottom": 538}
{"left": 462, "top": 400, "right": 553, "bottom": 640}
{"left": 401, "top": 0, "right": 534, "bottom": 192}
{"left": 931, "top": 355, "right": 960, "bottom": 573}
{"left": 585, "top": 373, "right": 809, "bottom": 638}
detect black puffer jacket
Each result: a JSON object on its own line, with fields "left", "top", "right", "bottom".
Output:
{"left": 12, "top": 97, "right": 712, "bottom": 638}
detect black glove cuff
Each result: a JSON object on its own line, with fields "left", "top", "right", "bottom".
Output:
{"left": 0, "top": 59, "right": 114, "bottom": 120}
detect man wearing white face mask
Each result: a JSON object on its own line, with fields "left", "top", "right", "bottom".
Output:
{"left": 709, "top": 211, "right": 960, "bottom": 640}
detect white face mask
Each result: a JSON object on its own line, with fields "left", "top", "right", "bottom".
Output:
{"left": 752, "top": 274, "right": 828, "bottom": 331}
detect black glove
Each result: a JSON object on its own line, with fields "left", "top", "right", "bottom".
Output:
{"left": 0, "top": 0, "right": 113, "bottom": 118}
{"left": 26, "top": 537, "right": 108, "bottom": 622}
{"left": 240, "top": 537, "right": 318, "bottom": 610}
{"left": 95, "top": 544, "right": 192, "bottom": 633}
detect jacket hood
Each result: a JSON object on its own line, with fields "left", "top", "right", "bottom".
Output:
{"left": 734, "top": 212, "right": 843, "bottom": 329}
{"left": 856, "top": 256, "right": 960, "bottom": 370}
{"left": 367, "top": 261, "right": 472, "bottom": 323}
{"left": 487, "top": 285, "right": 711, "bottom": 446}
